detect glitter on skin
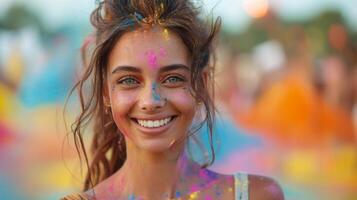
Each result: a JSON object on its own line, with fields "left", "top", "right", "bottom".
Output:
{"left": 163, "top": 28, "right": 170, "bottom": 41}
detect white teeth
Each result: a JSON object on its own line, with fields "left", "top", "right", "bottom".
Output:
{"left": 137, "top": 117, "right": 172, "bottom": 128}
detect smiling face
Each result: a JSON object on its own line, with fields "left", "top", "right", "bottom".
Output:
{"left": 106, "top": 27, "right": 197, "bottom": 153}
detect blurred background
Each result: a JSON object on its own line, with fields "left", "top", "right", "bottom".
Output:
{"left": 0, "top": 0, "right": 356, "bottom": 199}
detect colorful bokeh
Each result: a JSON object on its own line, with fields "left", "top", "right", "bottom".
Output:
{"left": 0, "top": 1, "right": 356, "bottom": 200}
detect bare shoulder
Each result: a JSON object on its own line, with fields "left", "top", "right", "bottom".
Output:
{"left": 60, "top": 192, "right": 90, "bottom": 200}
{"left": 248, "top": 174, "right": 284, "bottom": 200}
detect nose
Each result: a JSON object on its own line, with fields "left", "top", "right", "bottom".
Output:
{"left": 139, "top": 83, "right": 166, "bottom": 112}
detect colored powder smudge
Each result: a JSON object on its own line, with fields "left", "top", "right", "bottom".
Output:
{"left": 190, "top": 184, "right": 200, "bottom": 193}
{"left": 159, "top": 47, "right": 168, "bottom": 57}
{"left": 205, "top": 196, "right": 213, "bottom": 200}
{"left": 175, "top": 191, "right": 181, "bottom": 198}
{"left": 122, "top": 18, "right": 135, "bottom": 27}
{"left": 128, "top": 194, "right": 136, "bottom": 200}
{"left": 265, "top": 184, "right": 281, "bottom": 195}
{"left": 152, "top": 83, "right": 161, "bottom": 101}
{"left": 199, "top": 169, "right": 210, "bottom": 180}
{"left": 205, "top": 170, "right": 218, "bottom": 180}
{"left": 163, "top": 28, "right": 170, "bottom": 41}
{"left": 145, "top": 50, "right": 158, "bottom": 69}
{"left": 189, "top": 191, "right": 199, "bottom": 199}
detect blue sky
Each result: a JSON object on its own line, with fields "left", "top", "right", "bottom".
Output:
{"left": 1, "top": 0, "right": 356, "bottom": 32}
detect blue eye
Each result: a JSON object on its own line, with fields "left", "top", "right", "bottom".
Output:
{"left": 164, "top": 76, "right": 184, "bottom": 83}
{"left": 117, "top": 77, "right": 139, "bottom": 87}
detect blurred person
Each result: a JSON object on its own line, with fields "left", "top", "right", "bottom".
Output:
{"left": 61, "top": 0, "right": 284, "bottom": 200}
{"left": 237, "top": 54, "right": 355, "bottom": 147}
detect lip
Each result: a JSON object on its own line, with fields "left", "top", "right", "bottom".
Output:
{"left": 131, "top": 116, "right": 177, "bottom": 136}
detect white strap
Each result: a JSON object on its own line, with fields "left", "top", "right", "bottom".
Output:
{"left": 234, "top": 173, "right": 249, "bottom": 200}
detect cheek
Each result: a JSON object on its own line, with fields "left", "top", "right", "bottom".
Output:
{"left": 110, "top": 91, "right": 137, "bottom": 132}
{"left": 165, "top": 88, "right": 196, "bottom": 119}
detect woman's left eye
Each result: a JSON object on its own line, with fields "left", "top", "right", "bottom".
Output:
{"left": 163, "top": 76, "right": 185, "bottom": 84}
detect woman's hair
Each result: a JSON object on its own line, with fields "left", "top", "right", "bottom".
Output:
{"left": 67, "top": 0, "right": 221, "bottom": 190}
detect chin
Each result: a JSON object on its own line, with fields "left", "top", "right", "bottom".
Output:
{"left": 137, "top": 139, "right": 176, "bottom": 153}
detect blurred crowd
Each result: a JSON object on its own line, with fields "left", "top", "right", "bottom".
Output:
{"left": 0, "top": 2, "right": 356, "bottom": 200}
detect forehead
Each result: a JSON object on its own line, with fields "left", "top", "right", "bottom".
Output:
{"left": 108, "top": 27, "right": 190, "bottom": 71}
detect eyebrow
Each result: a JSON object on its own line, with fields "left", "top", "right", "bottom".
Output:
{"left": 111, "top": 64, "right": 190, "bottom": 74}
{"left": 158, "top": 64, "right": 190, "bottom": 73}
{"left": 111, "top": 66, "right": 141, "bottom": 74}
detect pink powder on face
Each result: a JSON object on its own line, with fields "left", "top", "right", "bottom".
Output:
{"left": 159, "top": 47, "right": 168, "bottom": 57}
{"left": 145, "top": 50, "right": 159, "bottom": 69}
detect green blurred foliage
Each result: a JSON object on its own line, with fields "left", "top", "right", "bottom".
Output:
{"left": 221, "top": 10, "right": 357, "bottom": 66}
{"left": 0, "top": 3, "right": 45, "bottom": 33}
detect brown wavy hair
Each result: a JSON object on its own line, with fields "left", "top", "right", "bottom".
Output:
{"left": 66, "top": 0, "right": 221, "bottom": 191}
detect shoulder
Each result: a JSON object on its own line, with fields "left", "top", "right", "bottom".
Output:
{"left": 248, "top": 174, "right": 284, "bottom": 200}
{"left": 60, "top": 192, "right": 90, "bottom": 200}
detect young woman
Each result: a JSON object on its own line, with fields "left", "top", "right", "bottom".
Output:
{"left": 62, "top": 0, "right": 284, "bottom": 199}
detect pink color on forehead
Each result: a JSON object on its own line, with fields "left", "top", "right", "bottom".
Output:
{"left": 145, "top": 50, "right": 159, "bottom": 69}
{"left": 159, "top": 47, "right": 168, "bottom": 57}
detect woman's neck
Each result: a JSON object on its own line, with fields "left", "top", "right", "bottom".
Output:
{"left": 114, "top": 143, "right": 200, "bottom": 199}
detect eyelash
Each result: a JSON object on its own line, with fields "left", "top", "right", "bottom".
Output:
{"left": 116, "top": 75, "right": 186, "bottom": 88}
{"left": 163, "top": 75, "right": 185, "bottom": 84}
{"left": 117, "top": 76, "right": 139, "bottom": 87}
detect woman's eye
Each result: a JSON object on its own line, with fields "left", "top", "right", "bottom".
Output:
{"left": 117, "top": 77, "right": 139, "bottom": 87}
{"left": 163, "top": 76, "right": 185, "bottom": 84}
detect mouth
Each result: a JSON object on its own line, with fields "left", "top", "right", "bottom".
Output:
{"left": 132, "top": 116, "right": 177, "bottom": 128}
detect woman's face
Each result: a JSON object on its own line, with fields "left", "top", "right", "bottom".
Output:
{"left": 106, "top": 27, "right": 197, "bottom": 153}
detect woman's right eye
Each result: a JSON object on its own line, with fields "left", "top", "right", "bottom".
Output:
{"left": 117, "top": 76, "right": 140, "bottom": 87}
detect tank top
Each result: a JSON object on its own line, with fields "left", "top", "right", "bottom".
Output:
{"left": 234, "top": 172, "right": 249, "bottom": 200}
{"left": 61, "top": 173, "right": 249, "bottom": 200}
